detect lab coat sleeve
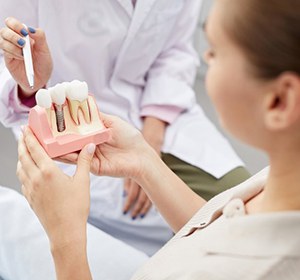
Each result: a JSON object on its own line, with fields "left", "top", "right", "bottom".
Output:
{"left": 140, "top": 0, "right": 203, "bottom": 124}
{"left": 0, "top": 0, "right": 38, "bottom": 128}
{"left": 0, "top": 60, "right": 32, "bottom": 127}
{"left": 140, "top": 104, "right": 183, "bottom": 124}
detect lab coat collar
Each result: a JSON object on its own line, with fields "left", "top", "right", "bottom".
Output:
{"left": 116, "top": 0, "right": 134, "bottom": 17}
{"left": 111, "top": 0, "right": 158, "bottom": 76}
{"left": 130, "top": 0, "right": 158, "bottom": 39}
{"left": 116, "top": 0, "right": 157, "bottom": 19}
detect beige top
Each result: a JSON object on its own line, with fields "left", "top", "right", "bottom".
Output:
{"left": 132, "top": 167, "right": 300, "bottom": 279}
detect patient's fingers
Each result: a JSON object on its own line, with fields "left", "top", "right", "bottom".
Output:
{"left": 55, "top": 152, "right": 79, "bottom": 165}
{"left": 16, "top": 161, "right": 29, "bottom": 186}
{"left": 23, "top": 127, "right": 53, "bottom": 170}
{"left": 18, "top": 135, "right": 39, "bottom": 177}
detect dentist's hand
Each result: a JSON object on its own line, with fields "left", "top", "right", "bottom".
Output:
{"left": 17, "top": 128, "right": 95, "bottom": 249}
{"left": 123, "top": 117, "right": 166, "bottom": 219}
{"left": 0, "top": 17, "right": 52, "bottom": 96}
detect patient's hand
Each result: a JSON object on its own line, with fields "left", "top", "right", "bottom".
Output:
{"left": 17, "top": 127, "right": 95, "bottom": 248}
{"left": 58, "top": 113, "right": 155, "bottom": 181}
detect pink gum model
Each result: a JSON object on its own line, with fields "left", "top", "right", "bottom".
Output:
{"left": 28, "top": 95, "right": 111, "bottom": 158}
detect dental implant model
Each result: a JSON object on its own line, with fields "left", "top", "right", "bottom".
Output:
{"left": 67, "top": 80, "right": 91, "bottom": 125}
{"left": 35, "top": 88, "right": 52, "bottom": 123}
{"left": 49, "top": 84, "right": 66, "bottom": 132}
{"left": 28, "top": 80, "right": 110, "bottom": 158}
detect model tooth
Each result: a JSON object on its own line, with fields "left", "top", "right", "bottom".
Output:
{"left": 35, "top": 89, "right": 52, "bottom": 109}
{"left": 67, "top": 80, "right": 91, "bottom": 124}
{"left": 61, "top": 82, "right": 71, "bottom": 97}
{"left": 68, "top": 80, "right": 88, "bottom": 101}
{"left": 49, "top": 84, "right": 66, "bottom": 132}
{"left": 49, "top": 84, "right": 66, "bottom": 105}
{"left": 67, "top": 99, "right": 80, "bottom": 125}
{"left": 35, "top": 88, "right": 52, "bottom": 126}
{"left": 78, "top": 99, "right": 91, "bottom": 123}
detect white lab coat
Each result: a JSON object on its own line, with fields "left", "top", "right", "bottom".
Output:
{"left": 0, "top": 0, "right": 244, "bottom": 256}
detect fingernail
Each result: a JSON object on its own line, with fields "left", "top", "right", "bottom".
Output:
{"left": 140, "top": 214, "right": 145, "bottom": 219}
{"left": 87, "top": 143, "right": 96, "bottom": 155}
{"left": 132, "top": 216, "right": 136, "bottom": 220}
{"left": 123, "top": 190, "right": 127, "bottom": 197}
{"left": 28, "top": 27, "right": 36, "bottom": 34}
{"left": 20, "top": 28, "right": 28, "bottom": 36}
{"left": 17, "top": 38, "right": 25, "bottom": 46}
{"left": 123, "top": 211, "right": 127, "bottom": 215}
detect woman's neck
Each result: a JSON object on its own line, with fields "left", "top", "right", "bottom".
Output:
{"left": 246, "top": 151, "right": 300, "bottom": 214}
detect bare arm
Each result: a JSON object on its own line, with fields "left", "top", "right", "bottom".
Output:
{"left": 136, "top": 146, "right": 206, "bottom": 232}
{"left": 51, "top": 236, "right": 92, "bottom": 280}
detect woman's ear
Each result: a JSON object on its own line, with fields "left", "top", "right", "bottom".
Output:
{"left": 264, "top": 73, "right": 300, "bottom": 131}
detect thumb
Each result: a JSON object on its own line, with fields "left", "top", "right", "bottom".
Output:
{"left": 74, "top": 143, "right": 96, "bottom": 181}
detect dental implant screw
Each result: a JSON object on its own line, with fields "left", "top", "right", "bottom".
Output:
{"left": 54, "top": 104, "right": 65, "bottom": 132}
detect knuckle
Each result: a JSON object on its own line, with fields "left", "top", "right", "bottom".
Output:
{"left": 0, "top": 41, "right": 9, "bottom": 52}
{"left": 1, "top": 28, "right": 8, "bottom": 39}
{"left": 18, "top": 153, "right": 26, "bottom": 163}
{"left": 37, "top": 28, "right": 45, "bottom": 39}
{"left": 126, "top": 197, "right": 134, "bottom": 206}
{"left": 127, "top": 191, "right": 136, "bottom": 201}
{"left": 21, "top": 185, "right": 27, "bottom": 196}
{"left": 26, "top": 137, "right": 34, "bottom": 149}
{"left": 138, "top": 195, "right": 147, "bottom": 204}
{"left": 5, "top": 17, "right": 12, "bottom": 26}
{"left": 41, "top": 166, "right": 53, "bottom": 179}
{"left": 135, "top": 201, "right": 143, "bottom": 210}
{"left": 16, "top": 166, "right": 21, "bottom": 178}
{"left": 31, "top": 175, "right": 42, "bottom": 187}
{"left": 5, "top": 17, "right": 16, "bottom": 30}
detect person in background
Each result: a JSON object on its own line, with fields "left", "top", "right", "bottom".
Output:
{"left": 0, "top": 0, "right": 249, "bottom": 268}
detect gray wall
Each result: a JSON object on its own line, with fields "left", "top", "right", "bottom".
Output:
{"left": 0, "top": 124, "right": 19, "bottom": 190}
{"left": 0, "top": 1, "right": 268, "bottom": 191}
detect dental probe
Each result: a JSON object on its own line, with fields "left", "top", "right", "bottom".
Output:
{"left": 22, "top": 24, "right": 34, "bottom": 89}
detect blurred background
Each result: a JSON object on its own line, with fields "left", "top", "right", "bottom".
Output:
{"left": 0, "top": 0, "right": 268, "bottom": 192}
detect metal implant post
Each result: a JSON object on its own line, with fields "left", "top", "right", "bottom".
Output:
{"left": 50, "top": 84, "right": 67, "bottom": 133}
{"left": 54, "top": 104, "right": 65, "bottom": 132}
